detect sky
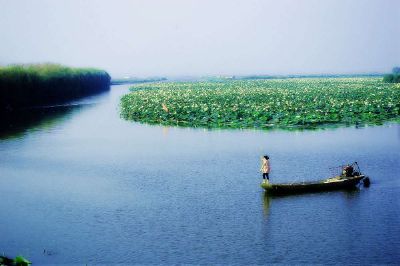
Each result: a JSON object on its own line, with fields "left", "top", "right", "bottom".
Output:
{"left": 0, "top": 0, "right": 399, "bottom": 77}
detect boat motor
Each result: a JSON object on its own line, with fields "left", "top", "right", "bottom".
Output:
{"left": 363, "top": 177, "right": 371, "bottom": 187}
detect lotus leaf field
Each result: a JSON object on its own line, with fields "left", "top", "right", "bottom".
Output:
{"left": 120, "top": 78, "right": 400, "bottom": 130}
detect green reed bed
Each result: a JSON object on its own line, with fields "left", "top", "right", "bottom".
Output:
{"left": 0, "top": 64, "right": 110, "bottom": 112}
{"left": 383, "top": 67, "right": 400, "bottom": 83}
{"left": 121, "top": 77, "right": 400, "bottom": 130}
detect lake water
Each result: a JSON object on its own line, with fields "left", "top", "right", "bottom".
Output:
{"left": 1, "top": 85, "right": 399, "bottom": 264}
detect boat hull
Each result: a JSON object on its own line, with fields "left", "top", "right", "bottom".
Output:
{"left": 261, "top": 175, "right": 365, "bottom": 195}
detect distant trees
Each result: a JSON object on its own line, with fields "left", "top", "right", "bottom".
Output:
{"left": 383, "top": 67, "right": 400, "bottom": 83}
{"left": 0, "top": 64, "right": 111, "bottom": 112}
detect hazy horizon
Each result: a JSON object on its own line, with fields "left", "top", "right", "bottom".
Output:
{"left": 1, "top": 0, "right": 399, "bottom": 78}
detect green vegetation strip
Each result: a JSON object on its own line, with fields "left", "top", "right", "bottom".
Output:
{"left": 383, "top": 67, "right": 400, "bottom": 83}
{"left": 120, "top": 78, "right": 400, "bottom": 130}
{"left": 0, "top": 64, "right": 110, "bottom": 112}
{"left": 0, "top": 255, "right": 31, "bottom": 266}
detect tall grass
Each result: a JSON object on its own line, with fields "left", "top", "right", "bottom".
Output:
{"left": 383, "top": 67, "right": 400, "bottom": 83}
{"left": 383, "top": 74, "right": 400, "bottom": 83}
{"left": 0, "top": 63, "right": 110, "bottom": 112}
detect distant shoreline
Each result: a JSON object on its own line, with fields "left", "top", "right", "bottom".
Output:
{"left": 140, "top": 73, "right": 385, "bottom": 83}
{"left": 111, "top": 77, "right": 167, "bottom": 85}
{"left": 111, "top": 74, "right": 385, "bottom": 85}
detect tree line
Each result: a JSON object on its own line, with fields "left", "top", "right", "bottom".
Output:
{"left": 383, "top": 67, "right": 400, "bottom": 83}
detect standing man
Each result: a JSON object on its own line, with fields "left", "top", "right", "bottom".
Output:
{"left": 260, "top": 155, "right": 271, "bottom": 183}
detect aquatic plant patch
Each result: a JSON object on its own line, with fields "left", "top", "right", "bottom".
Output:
{"left": 120, "top": 78, "right": 400, "bottom": 129}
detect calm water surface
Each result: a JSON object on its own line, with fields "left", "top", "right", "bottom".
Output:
{"left": 1, "top": 85, "right": 399, "bottom": 264}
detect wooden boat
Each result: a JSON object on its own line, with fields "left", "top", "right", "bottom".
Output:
{"left": 261, "top": 174, "right": 367, "bottom": 195}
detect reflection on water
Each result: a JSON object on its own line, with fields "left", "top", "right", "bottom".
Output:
{"left": 263, "top": 187, "right": 364, "bottom": 210}
{"left": 0, "top": 85, "right": 399, "bottom": 264}
{"left": 262, "top": 192, "right": 271, "bottom": 217}
{"left": 0, "top": 105, "right": 87, "bottom": 139}
{"left": 0, "top": 90, "right": 110, "bottom": 139}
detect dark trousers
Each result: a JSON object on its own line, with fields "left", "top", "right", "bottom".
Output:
{"left": 263, "top": 173, "right": 269, "bottom": 180}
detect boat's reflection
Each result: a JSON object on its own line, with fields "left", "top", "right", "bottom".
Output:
{"left": 262, "top": 187, "right": 363, "bottom": 217}
{"left": 262, "top": 192, "right": 271, "bottom": 216}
